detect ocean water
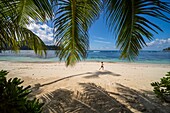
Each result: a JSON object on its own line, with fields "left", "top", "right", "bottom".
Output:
{"left": 0, "top": 50, "right": 170, "bottom": 64}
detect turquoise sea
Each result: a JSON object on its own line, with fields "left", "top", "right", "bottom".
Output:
{"left": 0, "top": 50, "right": 170, "bottom": 64}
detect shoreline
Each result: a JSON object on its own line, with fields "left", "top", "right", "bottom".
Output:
{"left": 0, "top": 60, "right": 170, "bottom": 65}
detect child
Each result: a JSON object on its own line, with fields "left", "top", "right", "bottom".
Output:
{"left": 99, "top": 62, "right": 104, "bottom": 70}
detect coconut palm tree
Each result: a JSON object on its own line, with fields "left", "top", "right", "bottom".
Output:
{"left": 54, "top": 0, "right": 170, "bottom": 66}
{"left": 0, "top": 0, "right": 53, "bottom": 55}
{"left": 1, "top": 0, "right": 170, "bottom": 65}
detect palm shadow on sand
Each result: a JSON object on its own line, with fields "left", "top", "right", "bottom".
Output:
{"left": 83, "top": 70, "right": 121, "bottom": 79}
{"left": 109, "top": 83, "right": 170, "bottom": 113}
{"left": 40, "top": 83, "right": 132, "bottom": 113}
{"left": 39, "top": 70, "right": 121, "bottom": 87}
{"left": 30, "top": 82, "right": 170, "bottom": 113}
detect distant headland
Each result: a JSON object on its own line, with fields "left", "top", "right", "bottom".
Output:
{"left": 20, "top": 45, "right": 59, "bottom": 50}
{"left": 163, "top": 47, "right": 170, "bottom": 52}
{"left": 0, "top": 45, "right": 59, "bottom": 51}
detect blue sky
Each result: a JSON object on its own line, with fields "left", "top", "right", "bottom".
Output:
{"left": 88, "top": 14, "right": 170, "bottom": 50}
{"left": 27, "top": 6, "right": 170, "bottom": 51}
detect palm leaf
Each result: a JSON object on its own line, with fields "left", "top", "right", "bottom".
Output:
{"left": 0, "top": 20, "right": 47, "bottom": 55}
{"left": 54, "top": 0, "right": 102, "bottom": 66}
{"left": 14, "top": 0, "right": 53, "bottom": 25}
{"left": 0, "top": 0, "right": 53, "bottom": 55}
{"left": 105, "top": 0, "right": 170, "bottom": 60}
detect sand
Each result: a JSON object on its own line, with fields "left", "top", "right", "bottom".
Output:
{"left": 0, "top": 61, "right": 170, "bottom": 112}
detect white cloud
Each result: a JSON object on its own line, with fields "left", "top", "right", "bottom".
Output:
{"left": 145, "top": 38, "right": 170, "bottom": 50}
{"left": 27, "top": 22, "right": 54, "bottom": 45}
{"left": 93, "top": 36, "right": 105, "bottom": 40}
{"left": 94, "top": 40, "right": 111, "bottom": 44}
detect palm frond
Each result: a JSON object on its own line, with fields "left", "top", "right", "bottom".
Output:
{"left": 14, "top": 0, "right": 53, "bottom": 25}
{"left": 0, "top": 0, "right": 53, "bottom": 55}
{"left": 0, "top": 0, "right": 53, "bottom": 25}
{"left": 16, "top": 26, "right": 47, "bottom": 55}
{"left": 0, "top": 20, "right": 47, "bottom": 55}
{"left": 0, "top": 0, "right": 17, "bottom": 20}
{"left": 54, "top": 0, "right": 102, "bottom": 66}
{"left": 105, "top": 0, "right": 170, "bottom": 60}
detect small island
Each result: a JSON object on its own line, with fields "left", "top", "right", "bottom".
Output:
{"left": 0, "top": 45, "right": 59, "bottom": 51}
{"left": 163, "top": 47, "right": 170, "bottom": 52}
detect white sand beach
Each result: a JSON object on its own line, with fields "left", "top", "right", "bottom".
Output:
{"left": 0, "top": 61, "right": 170, "bottom": 112}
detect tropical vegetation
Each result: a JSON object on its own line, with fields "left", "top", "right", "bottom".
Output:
{"left": 0, "top": 70, "right": 44, "bottom": 113}
{"left": 0, "top": 0, "right": 53, "bottom": 55}
{"left": 0, "top": 0, "right": 170, "bottom": 66}
{"left": 151, "top": 72, "right": 170, "bottom": 103}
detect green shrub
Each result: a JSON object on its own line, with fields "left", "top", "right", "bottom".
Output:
{"left": 0, "top": 70, "right": 43, "bottom": 113}
{"left": 151, "top": 72, "right": 170, "bottom": 102}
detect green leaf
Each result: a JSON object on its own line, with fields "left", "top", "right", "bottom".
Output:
{"left": 0, "top": 0, "right": 53, "bottom": 56}
{"left": 151, "top": 72, "right": 170, "bottom": 102}
{"left": 0, "top": 70, "right": 44, "bottom": 113}
{"left": 54, "top": 0, "right": 102, "bottom": 66}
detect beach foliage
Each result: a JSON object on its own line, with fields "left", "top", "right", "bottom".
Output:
{"left": 151, "top": 72, "right": 170, "bottom": 102}
{"left": 0, "top": 70, "right": 44, "bottom": 113}
{"left": 1, "top": 0, "right": 170, "bottom": 65}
